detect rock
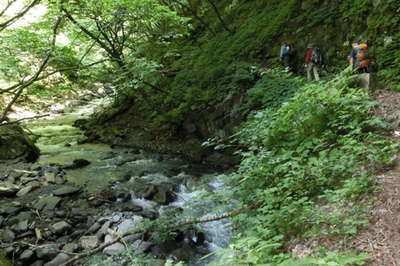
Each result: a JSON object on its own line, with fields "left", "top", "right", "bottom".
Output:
{"left": 111, "top": 214, "right": 121, "bottom": 223}
{"left": 43, "top": 253, "right": 70, "bottom": 266}
{"left": 88, "top": 222, "right": 101, "bottom": 233}
{"left": 34, "top": 196, "right": 61, "bottom": 211}
{"left": 140, "top": 210, "right": 158, "bottom": 220}
{"left": 96, "top": 221, "right": 111, "bottom": 240}
{"left": 0, "top": 182, "right": 20, "bottom": 196}
{"left": 122, "top": 233, "right": 142, "bottom": 242}
{"left": 117, "top": 216, "right": 143, "bottom": 235}
{"left": 357, "top": 73, "right": 372, "bottom": 90}
{"left": 26, "top": 180, "right": 40, "bottom": 189}
{"left": 52, "top": 185, "right": 80, "bottom": 196}
{"left": 36, "top": 245, "right": 59, "bottom": 260}
{"left": 19, "top": 249, "right": 34, "bottom": 261}
{"left": 2, "top": 228, "right": 15, "bottom": 242}
{"left": 80, "top": 236, "right": 99, "bottom": 249}
{"left": 51, "top": 221, "right": 71, "bottom": 235}
{"left": 62, "top": 243, "right": 79, "bottom": 253}
{"left": 55, "top": 210, "right": 66, "bottom": 218}
{"left": 0, "top": 201, "right": 22, "bottom": 215}
{"left": 63, "top": 159, "right": 91, "bottom": 169}
{"left": 171, "top": 248, "right": 191, "bottom": 261}
{"left": 43, "top": 172, "right": 56, "bottom": 183}
{"left": 131, "top": 240, "right": 153, "bottom": 255}
{"left": 55, "top": 175, "right": 65, "bottom": 185}
{"left": 0, "top": 125, "right": 40, "bottom": 162}
{"left": 16, "top": 185, "right": 34, "bottom": 197}
{"left": 13, "top": 220, "right": 29, "bottom": 233}
{"left": 31, "top": 261, "right": 45, "bottom": 266}
{"left": 103, "top": 242, "right": 124, "bottom": 256}
{"left": 153, "top": 189, "right": 175, "bottom": 205}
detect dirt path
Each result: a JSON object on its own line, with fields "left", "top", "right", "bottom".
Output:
{"left": 352, "top": 91, "right": 400, "bottom": 266}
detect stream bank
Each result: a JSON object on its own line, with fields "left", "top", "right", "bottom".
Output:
{"left": 0, "top": 98, "right": 233, "bottom": 266}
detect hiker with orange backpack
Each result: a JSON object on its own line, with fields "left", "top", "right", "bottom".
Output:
{"left": 348, "top": 41, "right": 370, "bottom": 73}
{"left": 355, "top": 43, "right": 370, "bottom": 73}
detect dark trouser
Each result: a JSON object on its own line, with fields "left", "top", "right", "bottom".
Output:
{"left": 281, "top": 55, "right": 291, "bottom": 71}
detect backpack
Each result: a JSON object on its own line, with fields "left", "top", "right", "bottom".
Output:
{"left": 356, "top": 43, "right": 370, "bottom": 68}
{"left": 311, "top": 47, "right": 323, "bottom": 65}
{"left": 288, "top": 45, "right": 296, "bottom": 56}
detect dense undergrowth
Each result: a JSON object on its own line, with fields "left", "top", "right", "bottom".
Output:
{"left": 126, "top": 0, "right": 400, "bottom": 131}
{"left": 208, "top": 71, "right": 397, "bottom": 265}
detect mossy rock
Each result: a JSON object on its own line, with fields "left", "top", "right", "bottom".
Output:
{"left": 0, "top": 125, "right": 40, "bottom": 162}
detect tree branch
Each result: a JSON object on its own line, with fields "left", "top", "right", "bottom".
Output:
{"left": 58, "top": 204, "right": 256, "bottom": 266}
{"left": 62, "top": 7, "right": 121, "bottom": 63}
{"left": 205, "top": 0, "right": 233, "bottom": 34}
{"left": 0, "top": 0, "right": 17, "bottom": 18}
{"left": 0, "top": 15, "right": 62, "bottom": 122}
{"left": 0, "top": 0, "right": 41, "bottom": 32}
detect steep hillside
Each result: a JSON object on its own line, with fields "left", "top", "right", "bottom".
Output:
{"left": 86, "top": 0, "right": 400, "bottom": 156}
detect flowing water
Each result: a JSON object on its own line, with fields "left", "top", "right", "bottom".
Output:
{"left": 23, "top": 98, "right": 232, "bottom": 265}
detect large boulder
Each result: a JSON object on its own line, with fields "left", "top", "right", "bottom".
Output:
{"left": 0, "top": 125, "right": 40, "bottom": 162}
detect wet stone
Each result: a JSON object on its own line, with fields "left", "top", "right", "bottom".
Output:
{"left": 62, "top": 243, "right": 79, "bottom": 253}
{"left": 63, "top": 159, "right": 91, "bottom": 169}
{"left": 13, "top": 220, "right": 29, "bottom": 233}
{"left": 2, "top": 228, "right": 15, "bottom": 242}
{"left": 19, "top": 249, "right": 34, "bottom": 261}
{"left": 112, "top": 214, "right": 121, "bottom": 223}
{"left": 55, "top": 175, "right": 65, "bottom": 184}
{"left": 131, "top": 240, "right": 153, "bottom": 255}
{"left": 1, "top": 202, "right": 23, "bottom": 215}
{"left": 52, "top": 185, "right": 80, "bottom": 196}
{"left": 80, "top": 235, "right": 99, "bottom": 249}
{"left": 96, "top": 221, "right": 111, "bottom": 240}
{"left": 51, "top": 221, "right": 71, "bottom": 235}
{"left": 31, "top": 260, "right": 45, "bottom": 266}
{"left": 34, "top": 196, "right": 61, "bottom": 211}
{"left": 43, "top": 253, "right": 70, "bottom": 266}
{"left": 103, "top": 242, "right": 124, "bottom": 256}
{"left": 117, "top": 217, "right": 143, "bottom": 235}
{"left": 88, "top": 222, "right": 101, "bottom": 233}
{"left": 44, "top": 172, "right": 56, "bottom": 183}
{"left": 0, "top": 182, "right": 20, "bottom": 196}
{"left": 36, "top": 245, "right": 59, "bottom": 260}
{"left": 16, "top": 185, "right": 34, "bottom": 197}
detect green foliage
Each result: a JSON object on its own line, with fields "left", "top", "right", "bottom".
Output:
{"left": 375, "top": 33, "right": 400, "bottom": 91}
{"left": 245, "top": 69, "right": 305, "bottom": 109}
{"left": 214, "top": 72, "right": 397, "bottom": 265}
{"left": 279, "top": 251, "right": 368, "bottom": 266}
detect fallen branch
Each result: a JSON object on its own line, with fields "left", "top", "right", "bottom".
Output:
{"left": 0, "top": 114, "right": 50, "bottom": 126}
{"left": 59, "top": 204, "right": 257, "bottom": 266}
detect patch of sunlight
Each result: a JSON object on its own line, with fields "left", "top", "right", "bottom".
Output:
{"left": 2, "top": 1, "right": 47, "bottom": 29}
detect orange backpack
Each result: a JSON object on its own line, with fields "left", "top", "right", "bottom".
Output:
{"left": 357, "top": 43, "right": 370, "bottom": 68}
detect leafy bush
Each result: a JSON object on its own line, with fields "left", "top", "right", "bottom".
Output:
{"left": 245, "top": 69, "right": 305, "bottom": 109}
{"left": 214, "top": 72, "right": 397, "bottom": 264}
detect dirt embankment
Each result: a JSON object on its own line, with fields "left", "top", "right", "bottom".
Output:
{"left": 351, "top": 91, "right": 400, "bottom": 265}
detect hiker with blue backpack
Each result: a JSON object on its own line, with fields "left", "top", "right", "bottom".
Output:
{"left": 305, "top": 44, "right": 322, "bottom": 81}
{"left": 280, "top": 41, "right": 295, "bottom": 72}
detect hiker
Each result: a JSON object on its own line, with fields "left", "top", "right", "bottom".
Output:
{"left": 280, "top": 42, "right": 295, "bottom": 72}
{"left": 354, "top": 43, "right": 370, "bottom": 73}
{"left": 348, "top": 40, "right": 360, "bottom": 70}
{"left": 348, "top": 41, "right": 370, "bottom": 73}
{"left": 305, "top": 44, "right": 322, "bottom": 81}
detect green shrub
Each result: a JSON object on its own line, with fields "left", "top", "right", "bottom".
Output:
{"left": 214, "top": 72, "right": 397, "bottom": 265}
